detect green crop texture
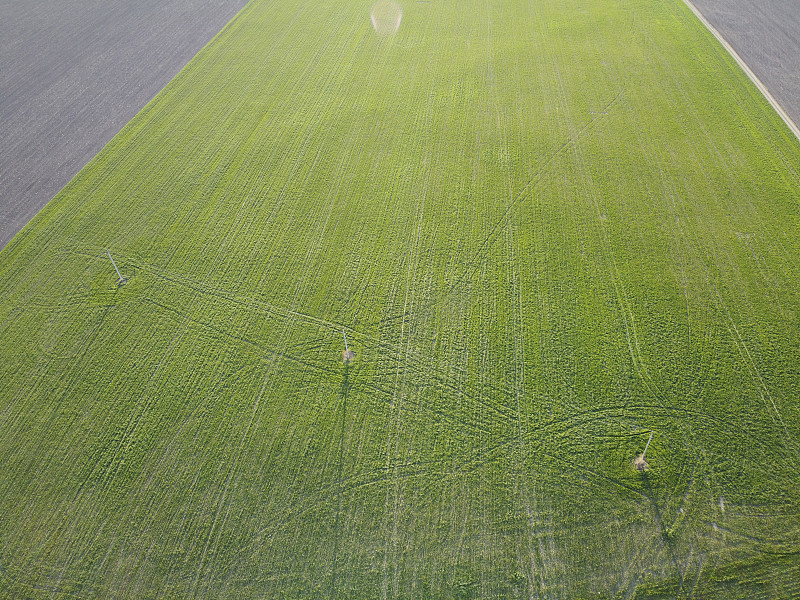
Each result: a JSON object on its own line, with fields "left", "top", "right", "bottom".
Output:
{"left": 1, "top": 0, "right": 799, "bottom": 597}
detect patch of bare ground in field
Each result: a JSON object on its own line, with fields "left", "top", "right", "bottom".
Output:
{"left": 687, "top": 0, "right": 800, "bottom": 134}
{"left": 0, "top": 0, "right": 250, "bottom": 250}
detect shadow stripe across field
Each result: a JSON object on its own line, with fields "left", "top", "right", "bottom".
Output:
{"left": 0, "top": 0, "right": 251, "bottom": 250}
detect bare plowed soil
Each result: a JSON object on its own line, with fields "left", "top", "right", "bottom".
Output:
{"left": 689, "top": 0, "right": 800, "bottom": 134}
{"left": 0, "top": 0, "right": 249, "bottom": 250}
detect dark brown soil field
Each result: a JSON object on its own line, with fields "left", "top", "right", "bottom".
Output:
{"left": 689, "top": 0, "right": 800, "bottom": 132}
{"left": 0, "top": 0, "right": 250, "bottom": 250}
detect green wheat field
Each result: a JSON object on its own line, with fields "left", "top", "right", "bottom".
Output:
{"left": 1, "top": 0, "right": 799, "bottom": 597}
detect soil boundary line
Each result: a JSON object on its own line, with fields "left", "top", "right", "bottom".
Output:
{"left": 682, "top": 0, "right": 800, "bottom": 143}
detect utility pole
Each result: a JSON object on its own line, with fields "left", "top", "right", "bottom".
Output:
{"left": 342, "top": 329, "right": 354, "bottom": 362}
{"left": 642, "top": 432, "right": 653, "bottom": 461}
{"left": 634, "top": 432, "right": 653, "bottom": 472}
{"left": 107, "top": 250, "right": 124, "bottom": 283}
